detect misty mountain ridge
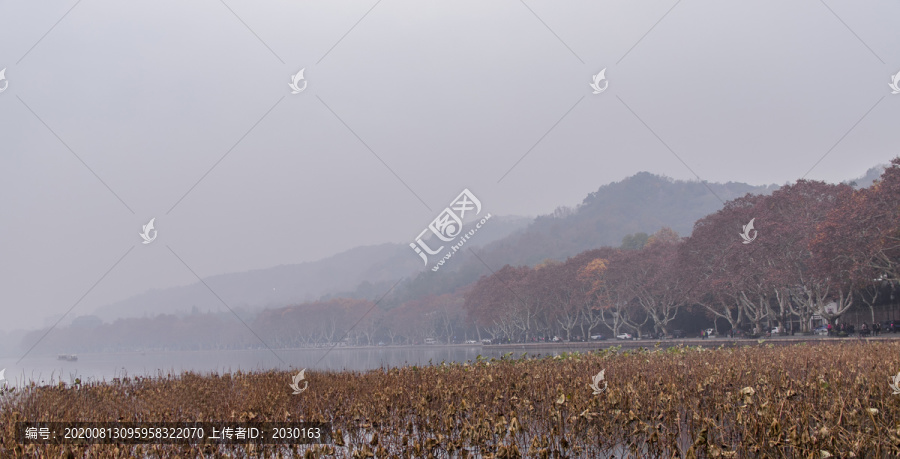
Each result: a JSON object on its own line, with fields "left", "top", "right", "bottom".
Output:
{"left": 89, "top": 243, "right": 416, "bottom": 322}
{"left": 86, "top": 215, "right": 531, "bottom": 323}
{"left": 74, "top": 169, "right": 873, "bottom": 326}
{"left": 331, "top": 172, "right": 782, "bottom": 309}
{"left": 448, "top": 172, "right": 779, "bottom": 270}
{"left": 845, "top": 164, "right": 888, "bottom": 189}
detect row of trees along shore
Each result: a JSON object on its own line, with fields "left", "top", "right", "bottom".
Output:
{"left": 256, "top": 158, "right": 900, "bottom": 347}
{"left": 18, "top": 159, "right": 900, "bottom": 353}
{"left": 462, "top": 159, "right": 900, "bottom": 342}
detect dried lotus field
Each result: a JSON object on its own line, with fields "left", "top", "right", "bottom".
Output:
{"left": 3, "top": 341, "right": 900, "bottom": 458}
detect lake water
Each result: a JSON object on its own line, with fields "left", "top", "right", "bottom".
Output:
{"left": 0, "top": 345, "right": 582, "bottom": 388}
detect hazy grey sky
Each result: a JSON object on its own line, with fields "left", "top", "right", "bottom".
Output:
{"left": 1, "top": 0, "right": 898, "bottom": 331}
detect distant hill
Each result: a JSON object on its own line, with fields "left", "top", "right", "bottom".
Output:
{"left": 846, "top": 164, "right": 888, "bottom": 189}
{"left": 25, "top": 166, "right": 894, "bottom": 354}
{"left": 81, "top": 172, "right": 785, "bottom": 323}
{"left": 370, "top": 173, "right": 779, "bottom": 306}
{"left": 453, "top": 172, "right": 778, "bottom": 269}
{"left": 88, "top": 215, "right": 532, "bottom": 322}
{"left": 43, "top": 169, "right": 879, "bottom": 350}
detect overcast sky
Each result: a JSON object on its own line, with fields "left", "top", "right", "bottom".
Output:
{"left": 1, "top": 0, "right": 898, "bottom": 332}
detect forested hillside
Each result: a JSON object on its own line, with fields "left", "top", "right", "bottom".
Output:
{"left": 17, "top": 173, "right": 792, "bottom": 352}
{"left": 366, "top": 173, "right": 777, "bottom": 309}
{"left": 33, "top": 164, "right": 900, "bottom": 354}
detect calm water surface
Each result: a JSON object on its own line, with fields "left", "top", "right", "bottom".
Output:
{"left": 0, "top": 345, "right": 586, "bottom": 387}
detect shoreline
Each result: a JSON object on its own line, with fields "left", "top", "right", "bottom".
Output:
{"left": 487, "top": 335, "right": 900, "bottom": 350}
{"left": 7, "top": 334, "right": 900, "bottom": 359}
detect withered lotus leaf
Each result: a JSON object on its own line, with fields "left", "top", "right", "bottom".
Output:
{"left": 2, "top": 342, "right": 898, "bottom": 457}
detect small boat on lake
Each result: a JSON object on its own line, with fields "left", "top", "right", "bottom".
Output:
{"left": 57, "top": 354, "right": 78, "bottom": 362}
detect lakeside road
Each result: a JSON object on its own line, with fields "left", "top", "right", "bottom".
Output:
{"left": 485, "top": 334, "right": 900, "bottom": 350}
